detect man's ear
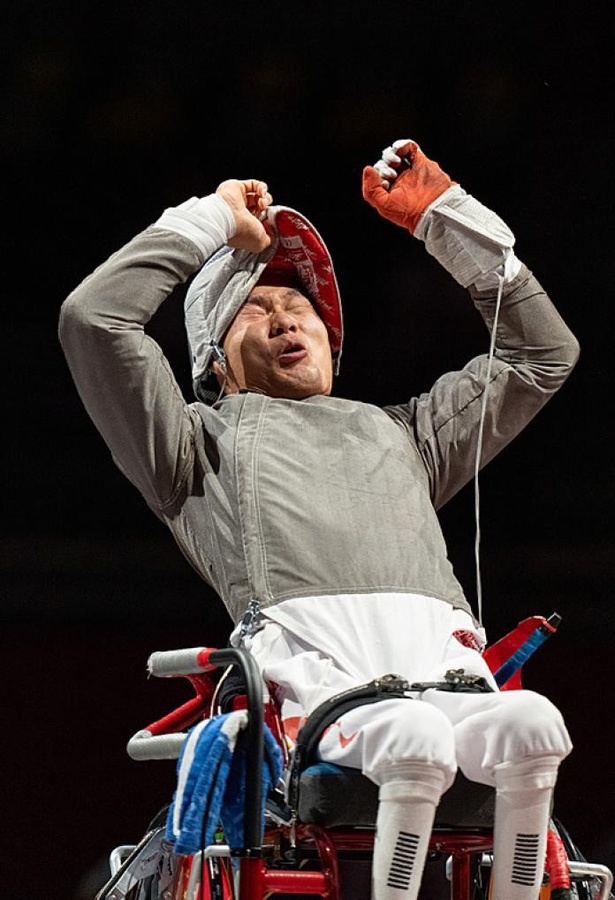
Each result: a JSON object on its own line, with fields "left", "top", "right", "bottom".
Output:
{"left": 211, "top": 358, "right": 238, "bottom": 394}
{"left": 211, "top": 358, "right": 226, "bottom": 387}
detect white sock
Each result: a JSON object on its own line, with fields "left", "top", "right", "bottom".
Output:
{"left": 491, "top": 754, "right": 560, "bottom": 900}
{"left": 371, "top": 762, "right": 447, "bottom": 900}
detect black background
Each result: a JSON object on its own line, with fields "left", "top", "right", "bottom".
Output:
{"left": 3, "top": 1, "right": 613, "bottom": 896}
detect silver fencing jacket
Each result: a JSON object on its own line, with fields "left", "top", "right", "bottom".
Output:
{"left": 59, "top": 226, "right": 579, "bottom": 625}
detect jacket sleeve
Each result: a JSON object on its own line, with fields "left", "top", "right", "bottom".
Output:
{"left": 383, "top": 264, "right": 580, "bottom": 510}
{"left": 58, "top": 226, "right": 209, "bottom": 514}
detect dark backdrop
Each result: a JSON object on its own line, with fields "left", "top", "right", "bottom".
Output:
{"left": 3, "top": 1, "right": 613, "bottom": 896}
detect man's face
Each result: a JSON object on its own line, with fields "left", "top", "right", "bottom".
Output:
{"left": 216, "top": 286, "right": 333, "bottom": 399}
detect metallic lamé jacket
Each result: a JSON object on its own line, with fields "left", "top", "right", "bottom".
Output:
{"left": 59, "top": 226, "right": 579, "bottom": 625}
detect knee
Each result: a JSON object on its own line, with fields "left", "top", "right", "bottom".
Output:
{"left": 496, "top": 690, "right": 571, "bottom": 761}
{"left": 452, "top": 690, "right": 572, "bottom": 786}
{"left": 460, "top": 690, "right": 572, "bottom": 779}
{"left": 361, "top": 700, "right": 456, "bottom": 783}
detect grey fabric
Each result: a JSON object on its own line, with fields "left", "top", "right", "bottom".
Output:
{"left": 184, "top": 242, "right": 276, "bottom": 401}
{"left": 415, "top": 185, "right": 516, "bottom": 287}
{"left": 59, "top": 224, "right": 579, "bottom": 626}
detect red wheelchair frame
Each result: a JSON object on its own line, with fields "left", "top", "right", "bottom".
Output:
{"left": 96, "top": 615, "right": 613, "bottom": 900}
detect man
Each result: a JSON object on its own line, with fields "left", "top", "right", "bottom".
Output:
{"left": 59, "top": 139, "right": 578, "bottom": 900}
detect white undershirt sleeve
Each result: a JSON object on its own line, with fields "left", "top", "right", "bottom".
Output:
{"left": 153, "top": 193, "right": 236, "bottom": 259}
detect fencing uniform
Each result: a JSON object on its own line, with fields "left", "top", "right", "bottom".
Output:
{"left": 59, "top": 140, "right": 579, "bottom": 899}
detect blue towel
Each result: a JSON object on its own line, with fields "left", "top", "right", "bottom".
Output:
{"left": 165, "top": 710, "right": 283, "bottom": 854}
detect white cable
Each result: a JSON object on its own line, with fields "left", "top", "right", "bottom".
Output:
{"left": 210, "top": 664, "right": 234, "bottom": 715}
{"left": 474, "top": 273, "right": 505, "bottom": 627}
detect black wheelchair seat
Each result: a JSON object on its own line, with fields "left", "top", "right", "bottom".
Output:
{"left": 297, "top": 763, "right": 495, "bottom": 829}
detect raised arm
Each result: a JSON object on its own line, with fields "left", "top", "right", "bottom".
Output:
{"left": 363, "top": 139, "right": 580, "bottom": 508}
{"left": 58, "top": 180, "right": 272, "bottom": 513}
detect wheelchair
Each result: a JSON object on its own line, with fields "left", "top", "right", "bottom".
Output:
{"left": 95, "top": 614, "right": 613, "bottom": 900}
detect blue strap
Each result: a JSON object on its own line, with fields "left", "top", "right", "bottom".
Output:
{"left": 493, "top": 627, "right": 550, "bottom": 687}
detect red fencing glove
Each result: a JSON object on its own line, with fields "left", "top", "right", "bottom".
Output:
{"left": 362, "top": 140, "right": 456, "bottom": 235}
{"left": 362, "top": 138, "right": 521, "bottom": 289}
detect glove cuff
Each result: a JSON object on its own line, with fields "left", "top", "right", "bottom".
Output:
{"left": 153, "top": 193, "right": 236, "bottom": 259}
{"left": 414, "top": 185, "right": 519, "bottom": 288}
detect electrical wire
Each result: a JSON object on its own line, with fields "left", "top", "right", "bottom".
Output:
{"left": 473, "top": 272, "right": 505, "bottom": 627}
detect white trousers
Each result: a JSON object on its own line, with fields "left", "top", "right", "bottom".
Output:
{"left": 316, "top": 687, "right": 571, "bottom": 789}
{"left": 242, "top": 593, "right": 572, "bottom": 785}
{"left": 242, "top": 594, "right": 572, "bottom": 900}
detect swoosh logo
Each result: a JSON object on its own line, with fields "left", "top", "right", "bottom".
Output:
{"left": 336, "top": 723, "right": 358, "bottom": 749}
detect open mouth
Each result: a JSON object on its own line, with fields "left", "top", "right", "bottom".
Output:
{"left": 278, "top": 341, "right": 308, "bottom": 366}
